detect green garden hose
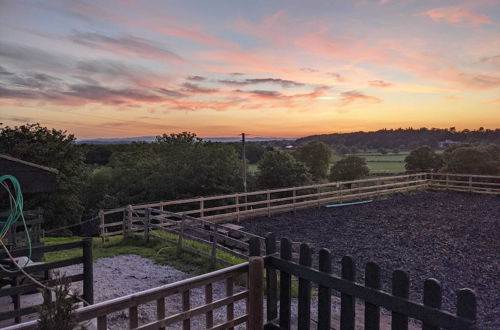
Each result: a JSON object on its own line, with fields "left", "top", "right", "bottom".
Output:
{"left": 0, "top": 174, "right": 32, "bottom": 271}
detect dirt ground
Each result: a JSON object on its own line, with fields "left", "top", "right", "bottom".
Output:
{"left": 241, "top": 190, "right": 500, "bottom": 329}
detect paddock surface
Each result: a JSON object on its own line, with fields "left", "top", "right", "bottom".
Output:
{"left": 242, "top": 190, "right": 500, "bottom": 329}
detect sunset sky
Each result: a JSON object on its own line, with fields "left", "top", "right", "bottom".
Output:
{"left": 0, "top": 0, "right": 499, "bottom": 139}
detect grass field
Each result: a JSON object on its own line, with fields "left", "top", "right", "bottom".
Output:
{"left": 42, "top": 233, "right": 244, "bottom": 276}
{"left": 248, "top": 151, "right": 408, "bottom": 176}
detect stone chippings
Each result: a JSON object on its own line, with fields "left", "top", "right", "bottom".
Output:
{"left": 242, "top": 190, "right": 500, "bottom": 329}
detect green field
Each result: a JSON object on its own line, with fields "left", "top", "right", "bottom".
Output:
{"left": 248, "top": 152, "right": 408, "bottom": 176}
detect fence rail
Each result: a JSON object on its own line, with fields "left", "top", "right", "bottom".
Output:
{"left": 3, "top": 259, "right": 264, "bottom": 330}
{"left": 98, "top": 172, "right": 500, "bottom": 240}
{"left": 0, "top": 239, "right": 93, "bottom": 325}
{"left": 258, "top": 234, "right": 477, "bottom": 330}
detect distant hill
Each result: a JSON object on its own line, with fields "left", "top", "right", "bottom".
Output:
{"left": 296, "top": 128, "right": 500, "bottom": 151}
{"left": 77, "top": 136, "right": 294, "bottom": 144}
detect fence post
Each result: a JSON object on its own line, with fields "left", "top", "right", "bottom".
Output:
{"left": 298, "top": 243, "right": 312, "bottom": 330}
{"left": 125, "top": 205, "right": 132, "bottom": 237}
{"left": 292, "top": 188, "right": 297, "bottom": 215}
{"left": 265, "top": 233, "right": 278, "bottom": 323}
{"left": 267, "top": 192, "right": 271, "bottom": 217}
{"left": 159, "top": 202, "right": 164, "bottom": 211}
{"left": 235, "top": 195, "right": 240, "bottom": 222}
{"left": 469, "top": 176, "right": 473, "bottom": 192}
{"left": 98, "top": 210, "right": 105, "bottom": 242}
{"left": 279, "top": 238, "right": 292, "bottom": 329}
{"left": 177, "top": 214, "right": 185, "bottom": 254}
{"left": 457, "top": 288, "right": 476, "bottom": 325}
{"left": 446, "top": 174, "right": 449, "bottom": 190}
{"left": 423, "top": 279, "right": 442, "bottom": 330}
{"left": 144, "top": 208, "right": 151, "bottom": 241}
{"left": 391, "top": 270, "right": 409, "bottom": 330}
{"left": 248, "top": 256, "right": 264, "bottom": 330}
{"left": 211, "top": 223, "right": 218, "bottom": 266}
{"left": 82, "top": 237, "right": 94, "bottom": 305}
{"left": 365, "top": 262, "right": 381, "bottom": 330}
{"left": 318, "top": 249, "right": 332, "bottom": 330}
{"left": 317, "top": 186, "right": 321, "bottom": 208}
{"left": 200, "top": 198, "right": 204, "bottom": 218}
{"left": 341, "top": 256, "right": 355, "bottom": 330}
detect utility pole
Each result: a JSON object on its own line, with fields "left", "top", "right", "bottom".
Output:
{"left": 241, "top": 133, "right": 248, "bottom": 211}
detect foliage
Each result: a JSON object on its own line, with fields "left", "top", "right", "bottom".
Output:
{"left": 443, "top": 146, "right": 499, "bottom": 175}
{"left": 405, "top": 146, "right": 442, "bottom": 172}
{"left": 256, "top": 150, "right": 311, "bottom": 189}
{"left": 37, "top": 272, "right": 84, "bottom": 330}
{"left": 296, "top": 128, "right": 500, "bottom": 151}
{"left": 294, "top": 141, "right": 332, "bottom": 180}
{"left": 329, "top": 155, "right": 369, "bottom": 181}
{"left": 0, "top": 123, "right": 86, "bottom": 228}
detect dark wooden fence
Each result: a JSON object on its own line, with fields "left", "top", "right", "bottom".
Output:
{"left": 4, "top": 235, "right": 478, "bottom": 329}
{"left": 0, "top": 239, "right": 93, "bottom": 325}
{"left": 4, "top": 258, "right": 264, "bottom": 330}
{"left": 257, "top": 234, "right": 477, "bottom": 330}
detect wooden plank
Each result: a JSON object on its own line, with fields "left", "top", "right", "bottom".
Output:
{"left": 423, "top": 279, "right": 442, "bottom": 330}
{"left": 0, "top": 257, "right": 83, "bottom": 278}
{"left": 82, "top": 238, "right": 94, "bottom": 305}
{"left": 341, "top": 256, "right": 356, "bottom": 330}
{"left": 182, "top": 290, "right": 191, "bottom": 330}
{"left": 265, "top": 233, "right": 278, "bottom": 322}
{"left": 298, "top": 243, "right": 312, "bottom": 330}
{"left": 0, "top": 241, "right": 83, "bottom": 259}
{"left": 456, "top": 289, "right": 476, "bottom": 322}
{"left": 318, "top": 249, "right": 332, "bottom": 330}
{"left": 248, "top": 257, "right": 264, "bottom": 330}
{"left": 157, "top": 298, "right": 165, "bottom": 330}
{"left": 365, "top": 262, "right": 381, "bottom": 330}
{"left": 205, "top": 284, "right": 214, "bottom": 328}
{"left": 208, "top": 315, "right": 248, "bottom": 330}
{"left": 266, "top": 257, "right": 473, "bottom": 329}
{"left": 134, "top": 291, "right": 248, "bottom": 330}
{"left": 226, "top": 277, "right": 234, "bottom": 330}
{"left": 72, "top": 263, "right": 248, "bottom": 322}
{"left": 129, "top": 305, "right": 138, "bottom": 328}
{"left": 279, "top": 238, "right": 292, "bottom": 329}
{"left": 0, "top": 274, "right": 83, "bottom": 297}
{"left": 97, "top": 315, "right": 107, "bottom": 330}
{"left": 391, "top": 270, "right": 409, "bottom": 330}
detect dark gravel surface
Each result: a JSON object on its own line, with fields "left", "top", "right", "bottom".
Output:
{"left": 241, "top": 191, "right": 500, "bottom": 329}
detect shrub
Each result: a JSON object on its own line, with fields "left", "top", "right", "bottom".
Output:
{"left": 329, "top": 156, "right": 369, "bottom": 181}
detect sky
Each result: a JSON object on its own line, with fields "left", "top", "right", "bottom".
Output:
{"left": 0, "top": 0, "right": 499, "bottom": 139}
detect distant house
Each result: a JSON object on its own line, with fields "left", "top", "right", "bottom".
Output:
{"left": 438, "top": 140, "right": 462, "bottom": 149}
{"left": 284, "top": 145, "right": 295, "bottom": 150}
{"left": 0, "top": 154, "right": 58, "bottom": 194}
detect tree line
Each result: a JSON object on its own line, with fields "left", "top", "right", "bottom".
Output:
{"left": 295, "top": 127, "right": 500, "bottom": 153}
{"left": 1, "top": 123, "right": 498, "bottom": 232}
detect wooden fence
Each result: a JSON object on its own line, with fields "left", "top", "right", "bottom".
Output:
{"left": 257, "top": 234, "right": 477, "bottom": 330}
{"left": 5, "top": 235, "right": 478, "bottom": 330}
{"left": 3, "top": 258, "right": 264, "bottom": 330}
{"left": 123, "top": 208, "right": 265, "bottom": 266}
{"left": 98, "top": 172, "right": 500, "bottom": 239}
{"left": 0, "top": 239, "right": 93, "bottom": 325}
{"left": 99, "top": 173, "right": 431, "bottom": 237}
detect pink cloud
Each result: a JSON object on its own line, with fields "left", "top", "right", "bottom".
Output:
{"left": 423, "top": 6, "right": 492, "bottom": 24}
{"left": 338, "top": 91, "right": 382, "bottom": 107}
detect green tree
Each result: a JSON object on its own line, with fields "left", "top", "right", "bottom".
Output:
{"left": 443, "top": 146, "right": 499, "bottom": 174}
{"left": 404, "top": 146, "right": 442, "bottom": 172}
{"left": 329, "top": 155, "right": 369, "bottom": 181}
{"left": 0, "top": 123, "right": 86, "bottom": 229}
{"left": 256, "top": 151, "right": 311, "bottom": 189}
{"left": 294, "top": 141, "right": 332, "bottom": 180}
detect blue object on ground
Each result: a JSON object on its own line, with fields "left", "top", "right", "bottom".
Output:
{"left": 325, "top": 200, "right": 373, "bottom": 208}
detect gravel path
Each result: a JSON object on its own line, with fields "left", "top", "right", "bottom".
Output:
{"left": 241, "top": 190, "right": 500, "bottom": 329}
{"left": 62, "top": 255, "right": 247, "bottom": 329}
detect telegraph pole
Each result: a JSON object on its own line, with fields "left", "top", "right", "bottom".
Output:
{"left": 241, "top": 133, "right": 248, "bottom": 211}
